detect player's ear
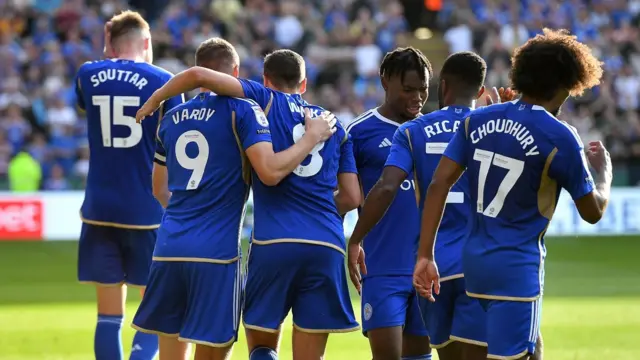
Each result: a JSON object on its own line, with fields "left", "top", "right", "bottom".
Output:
{"left": 476, "top": 85, "right": 486, "bottom": 100}
{"left": 232, "top": 64, "right": 240, "bottom": 78}
{"left": 381, "top": 76, "right": 388, "bottom": 91}
{"left": 299, "top": 78, "right": 307, "bottom": 94}
{"left": 143, "top": 37, "right": 150, "bottom": 51}
{"left": 262, "top": 75, "right": 269, "bottom": 88}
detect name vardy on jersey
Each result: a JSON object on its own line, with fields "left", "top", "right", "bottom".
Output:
{"left": 470, "top": 118, "right": 540, "bottom": 156}
{"left": 90, "top": 69, "right": 149, "bottom": 90}
{"left": 172, "top": 108, "right": 216, "bottom": 124}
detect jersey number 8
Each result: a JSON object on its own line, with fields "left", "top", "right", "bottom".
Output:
{"left": 291, "top": 123, "right": 324, "bottom": 177}
{"left": 175, "top": 130, "right": 209, "bottom": 190}
{"left": 92, "top": 95, "right": 142, "bottom": 148}
{"left": 473, "top": 148, "right": 524, "bottom": 218}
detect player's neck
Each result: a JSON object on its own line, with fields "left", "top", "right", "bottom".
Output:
{"left": 377, "top": 103, "right": 407, "bottom": 123}
{"left": 444, "top": 98, "right": 475, "bottom": 109}
{"left": 113, "top": 51, "right": 145, "bottom": 62}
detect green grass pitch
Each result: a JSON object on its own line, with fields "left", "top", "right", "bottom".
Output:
{"left": 0, "top": 237, "right": 639, "bottom": 359}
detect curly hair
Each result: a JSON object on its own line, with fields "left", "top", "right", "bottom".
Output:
{"left": 509, "top": 28, "right": 604, "bottom": 101}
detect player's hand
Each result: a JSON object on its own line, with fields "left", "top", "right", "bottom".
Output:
{"left": 497, "top": 87, "right": 517, "bottom": 102}
{"left": 413, "top": 257, "right": 440, "bottom": 302}
{"left": 347, "top": 242, "right": 367, "bottom": 294}
{"left": 586, "top": 141, "right": 612, "bottom": 179}
{"left": 103, "top": 21, "right": 115, "bottom": 58}
{"left": 304, "top": 109, "right": 337, "bottom": 143}
{"left": 136, "top": 95, "right": 163, "bottom": 123}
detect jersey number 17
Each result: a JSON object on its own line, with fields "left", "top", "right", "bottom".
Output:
{"left": 473, "top": 148, "right": 524, "bottom": 218}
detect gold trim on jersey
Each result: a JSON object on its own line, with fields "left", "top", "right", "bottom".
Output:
{"left": 154, "top": 153, "right": 166, "bottom": 163}
{"left": 538, "top": 148, "right": 558, "bottom": 220}
{"left": 80, "top": 212, "right": 160, "bottom": 229}
{"left": 430, "top": 338, "right": 454, "bottom": 349}
{"left": 155, "top": 115, "right": 165, "bottom": 149}
{"left": 292, "top": 323, "right": 360, "bottom": 334}
{"left": 131, "top": 324, "right": 180, "bottom": 338}
{"left": 465, "top": 291, "right": 540, "bottom": 302}
{"left": 79, "top": 280, "right": 124, "bottom": 287}
{"left": 464, "top": 116, "right": 470, "bottom": 138}
{"left": 231, "top": 110, "right": 253, "bottom": 185}
{"left": 76, "top": 77, "right": 85, "bottom": 113}
{"left": 243, "top": 322, "right": 280, "bottom": 334}
{"left": 450, "top": 335, "right": 488, "bottom": 347}
{"left": 440, "top": 273, "right": 464, "bottom": 282}
{"left": 487, "top": 349, "right": 529, "bottom": 360}
{"left": 178, "top": 336, "right": 235, "bottom": 348}
{"left": 404, "top": 128, "right": 421, "bottom": 207}
{"left": 264, "top": 92, "right": 274, "bottom": 116}
{"left": 152, "top": 256, "right": 240, "bottom": 264}
{"left": 251, "top": 238, "right": 346, "bottom": 256}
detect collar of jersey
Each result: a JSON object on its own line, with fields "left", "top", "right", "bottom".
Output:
{"left": 510, "top": 99, "right": 545, "bottom": 111}
{"left": 372, "top": 108, "right": 401, "bottom": 127}
{"left": 441, "top": 105, "right": 472, "bottom": 113}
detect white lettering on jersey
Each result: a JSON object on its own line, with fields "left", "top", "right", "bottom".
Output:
{"left": 470, "top": 119, "right": 540, "bottom": 157}
{"left": 90, "top": 69, "right": 149, "bottom": 90}
{"left": 172, "top": 108, "right": 216, "bottom": 124}
{"left": 424, "top": 120, "right": 460, "bottom": 138}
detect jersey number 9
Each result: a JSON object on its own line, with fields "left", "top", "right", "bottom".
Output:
{"left": 291, "top": 123, "right": 324, "bottom": 177}
{"left": 92, "top": 96, "right": 142, "bottom": 148}
{"left": 175, "top": 130, "right": 209, "bottom": 190}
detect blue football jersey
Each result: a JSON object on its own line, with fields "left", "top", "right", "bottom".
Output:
{"left": 75, "top": 59, "right": 184, "bottom": 228}
{"left": 153, "top": 93, "right": 271, "bottom": 261}
{"left": 239, "top": 79, "right": 358, "bottom": 253}
{"left": 386, "top": 106, "right": 473, "bottom": 281}
{"left": 443, "top": 100, "right": 595, "bottom": 299}
{"left": 345, "top": 109, "right": 420, "bottom": 277}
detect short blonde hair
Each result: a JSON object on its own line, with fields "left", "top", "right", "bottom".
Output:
{"left": 109, "top": 10, "right": 149, "bottom": 41}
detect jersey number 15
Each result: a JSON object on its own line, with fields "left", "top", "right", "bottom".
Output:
{"left": 92, "top": 95, "right": 142, "bottom": 148}
{"left": 473, "top": 148, "right": 524, "bottom": 218}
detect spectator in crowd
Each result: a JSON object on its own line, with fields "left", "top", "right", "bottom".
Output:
{"left": 0, "top": 0, "right": 639, "bottom": 189}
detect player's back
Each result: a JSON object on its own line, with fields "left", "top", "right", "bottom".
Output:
{"left": 75, "top": 59, "right": 182, "bottom": 227}
{"left": 154, "top": 93, "right": 259, "bottom": 261}
{"left": 240, "top": 80, "right": 349, "bottom": 253}
{"left": 403, "top": 106, "right": 472, "bottom": 280}
{"left": 449, "top": 100, "right": 593, "bottom": 299}
{"left": 345, "top": 109, "right": 419, "bottom": 277}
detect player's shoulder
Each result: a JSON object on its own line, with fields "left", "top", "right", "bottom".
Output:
{"left": 76, "top": 59, "right": 107, "bottom": 75}
{"left": 228, "top": 96, "right": 261, "bottom": 109}
{"left": 344, "top": 108, "right": 377, "bottom": 134}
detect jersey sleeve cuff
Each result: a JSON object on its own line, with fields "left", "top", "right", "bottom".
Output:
{"left": 443, "top": 153, "right": 464, "bottom": 167}
{"left": 383, "top": 160, "right": 412, "bottom": 175}
{"left": 154, "top": 152, "right": 167, "bottom": 166}
{"left": 338, "top": 168, "right": 358, "bottom": 175}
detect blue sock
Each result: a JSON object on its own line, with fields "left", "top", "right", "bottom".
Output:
{"left": 95, "top": 314, "right": 124, "bottom": 360}
{"left": 129, "top": 331, "right": 158, "bottom": 360}
{"left": 250, "top": 346, "right": 278, "bottom": 360}
{"left": 402, "top": 355, "right": 432, "bottom": 360}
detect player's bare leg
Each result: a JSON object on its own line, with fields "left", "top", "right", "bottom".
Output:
{"left": 530, "top": 332, "right": 543, "bottom": 360}
{"left": 291, "top": 327, "right": 329, "bottom": 360}
{"left": 246, "top": 328, "right": 282, "bottom": 359}
{"left": 367, "top": 326, "right": 402, "bottom": 359}
{"left": 194, "top": 344, "right": 233, "bottom": 360}
{"left": 96, "top": 284, "right": 127, "bottom": 315}
{"left": 158, "top": 336, "right": 189, "bottom": 360}
{"left": 402, "top": 333, "right": 431, "bottom": 359}
{"left": 434, "top": 342, "right": 462, "bottom": 360}
{"left": 459, "top": 343, "right": 487, "bottom": 360}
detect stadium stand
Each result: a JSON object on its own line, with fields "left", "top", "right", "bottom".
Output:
{"left": 0, "top": 0, "right": 639, "bottom": 191}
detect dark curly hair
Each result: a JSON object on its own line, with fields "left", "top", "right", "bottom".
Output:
{"left": 379, "top": 47, "right": 433, "bottom": 83}
{"left": 509, "top": 28, "right": 604, "bottom": 101}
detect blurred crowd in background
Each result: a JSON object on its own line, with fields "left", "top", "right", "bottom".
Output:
{"left": 1, "top": 0, "right": 640, "bottom": 191}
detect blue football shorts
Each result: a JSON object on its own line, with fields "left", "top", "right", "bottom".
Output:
{"left": 361, "top": 275, "right": 428, "bottom": 337}
{"left": 77, "top": 223, "right": 156, "bottom": 287}
{"left": 132, "top": 260, "right": 242, "bottom": 346}
{"left": 243, "top": 242, "right": 359, "bottom": 333}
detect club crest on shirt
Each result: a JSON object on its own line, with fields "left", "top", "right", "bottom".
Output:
{"left": 364, "top": 303, "right": 373, "bottom": 321}
{"left": 252, "top": 106, "right": 269, "bottom": 127}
